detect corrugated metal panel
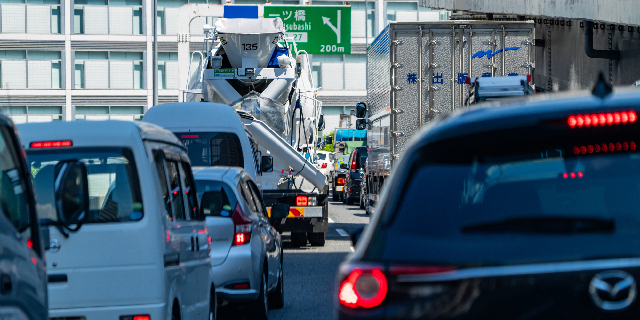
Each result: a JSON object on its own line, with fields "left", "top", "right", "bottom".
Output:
{"left": 0, "top": 96, "right": 65, "bottom": 106}
{"left": 396, "top": 11, "right": 417, "bottom": 22}
{"left": 0, "top": 41, "right": 64, "bottom": 50}
{"left": 72, "top": 96, "right": 147, "bottom": 105}
{"left": 165, "top": 61, "right": 179, "bottom": 89}
{"left": 27, "top": 5, "right": 51, "bottom": 34}
{"left": 164, "top": 7, "right": 180, "bottom": 35}
{"left": 84, "top": 6, "right": 109, "bottom": 35}
{"left": 1, "top": 61, "right": 27, "bottom": 89}
{"left": 109, "top": 61, "right": 133, "bottom": 89}
{"left": 317, "top": 95, "right": 365, "bottom": 107}
{"left": 109, "top": 6, "right": 133, "bottom": 35}
{"left": 71, "top": 41, "right": 147, "bottom": 51}
{"left": 84, "top": 60, "right": 109, "bottom": 89}
{"left": 158, "top": 96, "right": 178, "bottom": 104}
{"left": 344, "top": 62, "right": 366, "bottom": 90}
{"left": 28, "top": 60, "right": 52, "bottom": 89}
{"left": 321, "top": 63, "right": 344, "bottom": 90}
{"left": 351, "top": 10, "right": 366, "bottom": 38}
{"left": 1, "top": 4, "right": 26, "bottom": 33}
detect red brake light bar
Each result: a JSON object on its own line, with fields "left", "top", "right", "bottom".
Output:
{"left": 573, "top": 141, "right": 636, "bottom": 154}
{"left": 30, "top": 140, "right": 72, "bottom": 148}
{"left": 568, "top": 111, "right": 637, "bottom": 128}
{"left": 181, "top": 135, "right": 199, "bottom": 139}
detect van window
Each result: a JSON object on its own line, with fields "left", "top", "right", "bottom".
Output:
{"left": 180, "top": 162, "right": 200, "bottom": 220}
{"left": 177, "top": 132, "right": 244, "bottom": 168}
{"left": 0, "top": 127, "right": 30, "bottom": 241}
{"left": 195, "top": 180, "right": 237, "bottom": 217}
{"left": 28, "top": 148, "right": 143, "bottom": 223}
{"left": 165, "top": 160, "right": 186, "bottom": 220}
{"left": 153, "top": 150, "right": 173, "bottom": 219}
{"left": 317, "top": 153, "right": 327, "bottom": 160}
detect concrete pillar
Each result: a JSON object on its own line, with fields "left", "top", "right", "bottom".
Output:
{"left": 64, "top": 0, "right": 72, "bottom": 121}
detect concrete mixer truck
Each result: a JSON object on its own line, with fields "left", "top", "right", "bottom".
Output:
{"left": 146, "top": 16, "right": 328, "bottom": 247}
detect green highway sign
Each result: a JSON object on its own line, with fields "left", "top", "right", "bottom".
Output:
{"left": 263, "top": 6, "right": 351, "bottom": 55}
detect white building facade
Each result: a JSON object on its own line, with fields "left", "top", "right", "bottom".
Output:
{"left": 0, "top": 0, "right": 447, "bottom": 123}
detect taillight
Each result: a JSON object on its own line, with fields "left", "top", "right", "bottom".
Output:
{"left": 120, "top": 315, "right": 150, "bottom": 320}
{"left": 568, "top": 111, "right": 637, "bottom": 128}
{"left": 337, "top": 178, "right": 345, "bottom": 185}
{"left": 30, "top": 140, "right": 72, "bottom": 148}
{"left": 307, "top": 196, "right": 317, "bottom": 206}
{"left": 27, "top": 238, "right": 33, "bottom": 249}
{"left": 181, "top": 135, "right": 199, "bottom": 138}
{"left": 339, "top": 268, "right": 388, "bottom": 309}
{"left": 351, "top": 161, "right": 356, "bottom": 169}
{"left": 231, "top": 203, "right": 251, "bottom": 246}
{"left": 296, "top": 196, "right": 307, "bottom": 206}
{"left": 322, "top": 163, "right": 328, "bottom": 168}
{"left": 338, "top": 264, "right": 456, "bottom": 309}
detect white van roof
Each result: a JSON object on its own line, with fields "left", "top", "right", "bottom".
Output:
{"left": 18, "top": 120, "right": 181, "bottom": 149}
{"left": 143, "top": 103, "right": 245, "bottom": 132}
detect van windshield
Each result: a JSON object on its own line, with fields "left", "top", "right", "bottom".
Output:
{"left": 27, "top": 148, "right": 143, "bottom": 223}
{"left": 177, "top": 132, "right": 244, "bottom": 168}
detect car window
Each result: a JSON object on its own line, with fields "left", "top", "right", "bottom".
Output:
{"left": 238, "top": 179, "right": 258, "bottom": 213}
{"left": 0, "top": 127, "right": 30, "bottom": 242}
{"left": 177, "top": 132, "right": 244, "bottom": 168}
{"left": 165, "top": 160, "right": 186, "bottom": 220}
{"left": 180, "top": 162, "right": 200, "bottom": 220}
{"left": 317, "top": 153, "right": 327, "bottom": 160}
{"left": 195, "top": 180, "right": 238, "bottom": 217}
{"left": 153, "top": 151, "right": 173, "bottom": 219}
{"left": 29, "top": 147, "right": 143, "bottom": 223}
{"left": 247, "top": 180, "right": 267, "bottom": 217}
{"left": 385, "top": 124, "right": 640, "bottom": 264}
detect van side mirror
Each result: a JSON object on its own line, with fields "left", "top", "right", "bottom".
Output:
{"left": 355, "top": 102, "right": 367, "bottom": 118}
{"left": 54, "top": 161, "right": 89, "bottom": 229}
{"left": 261, "top": 156, "right": 273, "bottom": 173}
{"left": 270, "top": 203, "right": 290, "bottom": 219}
{"left": 318, "top": 114, "right": 325, "bottom": 131}
{"left": 356, "top": 119, "right": 368, "bottom": 130}
{"left": 350, "top": 226, "right": 364, "bottom": 247}
{"left": 325, "top": 136, "right": 333, "bottom": 145}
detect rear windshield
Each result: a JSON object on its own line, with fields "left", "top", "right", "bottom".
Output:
{"left": 385, "top": 123, "right": 640, "bottom": 264}
{"left": 317, "top": 153, "right": 327, "bottom": 160}
{"left": 27, "top": 148, "right": 143, "bottom": 223}
{"left": 195, "top": 180, "right": 238, "bottom": 217}
{"left": 355, "top": 149, "right": 368, "bottom": 168}
{"left": 177, "top": 132, "right": 244, "bottom": 168}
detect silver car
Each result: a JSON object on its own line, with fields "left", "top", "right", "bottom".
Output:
{"left": 194, "top": 167, "right": 284, "bottom": 319}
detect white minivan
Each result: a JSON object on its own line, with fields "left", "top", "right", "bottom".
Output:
{"left": 19, "top": 121, "right": 215, "bottom": 320}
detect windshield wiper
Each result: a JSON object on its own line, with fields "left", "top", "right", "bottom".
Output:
{"left": 461, "top": 217, "right": 614, "bottom": 234}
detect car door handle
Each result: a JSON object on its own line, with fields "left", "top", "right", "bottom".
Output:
{"left": 1, "top": 273, "right": 11, "bottom": 294}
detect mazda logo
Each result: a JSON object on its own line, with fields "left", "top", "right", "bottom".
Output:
{"left": 589, "top": 270, "right": 637, "bottom": 311}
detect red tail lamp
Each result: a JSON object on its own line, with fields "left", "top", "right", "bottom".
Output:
{"left": 568, "top": 111, "right": 637, "bottom": 128}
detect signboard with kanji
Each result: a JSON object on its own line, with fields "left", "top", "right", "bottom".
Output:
{"left": 263, "top": 6, "right": 351, "bottom": 55}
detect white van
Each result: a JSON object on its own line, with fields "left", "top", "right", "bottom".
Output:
{"left": 0, "top": 112, "right": 90, "bottom": 320}
{"left": 142, "top": 103, "right": 259, "bottom": 182}
{"left": 18, "top": 121, "right": 215, "bottom": 320}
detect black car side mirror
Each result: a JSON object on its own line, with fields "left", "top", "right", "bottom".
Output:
{"left": 350, "top": 227, "right": 364, "bottom": 247}
{"left": 356, "top": 119, "right": 368, "bottom": 130}
{"left": 271, "top": 203, "right": 290, "bottom": 219}
{"left": 261, "top": 156, "right": 274, "bottom": 172}
{"left": 54, "top": 161, "right": 89, "bottom": 229}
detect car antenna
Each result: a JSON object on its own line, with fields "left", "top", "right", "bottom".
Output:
{"left": 592, "top": 72, "right": 613, "bottom": 99}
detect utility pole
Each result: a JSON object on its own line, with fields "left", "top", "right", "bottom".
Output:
{"left": 152, "top": 0, "right": 158, "bottom": 106}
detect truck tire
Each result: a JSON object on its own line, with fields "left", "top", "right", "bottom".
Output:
{"left": 291, "top": 232, "right": 307, "bottom": 247}
{"left": 308, "top": 232, "right": 325, "bottom": 246}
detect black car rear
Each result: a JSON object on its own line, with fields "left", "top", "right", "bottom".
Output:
{"left": 336, "top": 89, "right": 640, "bottom": 319}
{"left": 344, "top": 147, "right": 368, "bottom": 205}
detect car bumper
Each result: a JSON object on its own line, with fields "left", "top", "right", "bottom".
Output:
{"left": 212, "top": 244, "right": 259, "bottom": 302}
{"left": 49, "top": 303, "right": 165, "bottom": 320}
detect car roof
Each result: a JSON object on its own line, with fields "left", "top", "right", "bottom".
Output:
{"left": 193, "top": 166, "right": 246, "bottom": 187}
{"left": 414, "top": 87, "right": 640, "bottom": 148}
{"left": 143, "top": 102, "right": 245, "bottom": 132}
{"left": 18, "top": 120, "right": 181, "bottom": 149}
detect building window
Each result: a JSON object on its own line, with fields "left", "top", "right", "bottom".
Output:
{"left": 74, "top": 51, "right": 144, "bottom": 89}
{"left": 0, "top": 50, "right": 62, "bottom": 89}
{"left": 1, "top": 106, "right": 63, "bottom": 123}
{"left": 158, "top": 52, "right": 180, "bottom": 90}
{"left": 74, "top": 0, "right": 143, "bottom": 35}
{"left": 76, "top": 106, "right": 144, "bottom": 121}
{"left": 312, "top": 54, "right": 366, "bottom": 91}
{"left": 350, "top": 1, "right": 374, "bottom": 38}
{"left": 0, "top": 0, "right": 61, "bottom": 34}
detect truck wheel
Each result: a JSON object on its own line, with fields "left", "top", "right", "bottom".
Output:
{"left": 308, "top": 232, "right": 325, "bottom": 246}
{"left": 291, "top": 232, "right": 307, "bottom": 247}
